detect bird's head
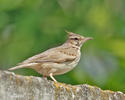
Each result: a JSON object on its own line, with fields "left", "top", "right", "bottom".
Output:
{"left": 65, "top": 31, "right": 92, "bottom": 48}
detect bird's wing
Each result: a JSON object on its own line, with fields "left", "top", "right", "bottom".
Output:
{"left": 19, "top": 47, "right": 76, "bottom": 65}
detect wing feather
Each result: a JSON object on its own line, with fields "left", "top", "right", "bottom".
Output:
{"left": 20, "top": 47, "right": 76, "bottom": 65}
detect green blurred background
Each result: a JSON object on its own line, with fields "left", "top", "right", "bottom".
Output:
{"left": 0, "top": 0, "right": 125, "bottom": 92}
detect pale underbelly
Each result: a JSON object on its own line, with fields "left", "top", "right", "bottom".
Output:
{"left": 32, "top": 62, "right": 78, "bottom": 76}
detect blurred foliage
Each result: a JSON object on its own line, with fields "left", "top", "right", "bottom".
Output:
{"left": 0, "top": 0, "right": 125, "bottom": 92}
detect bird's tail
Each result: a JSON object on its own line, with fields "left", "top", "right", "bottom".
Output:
{"left": 8, "top": 65, "right": 27, "bottom": 71}
{"left": 8, "top": 63, "right": 38, "bottom": 71}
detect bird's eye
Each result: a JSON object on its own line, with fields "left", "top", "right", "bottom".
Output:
{"left": 74, "top": 38, "right": 79, "bottom": 40}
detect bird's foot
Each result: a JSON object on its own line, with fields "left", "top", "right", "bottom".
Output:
{"left": 49, "top": 73, "right": 71, "bottom": 90}
{"left": 54, "top": 81, "right": 71, "bottom": 91}
{"left": 54, "top": 81, "right": 63, "bottom": 88}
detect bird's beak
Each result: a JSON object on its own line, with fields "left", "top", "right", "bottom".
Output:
{"left": 83, "top": 37, "right": 93, "bottom": 43}
{"left": 85, "top": 37, "right": 93, "bottom": 40}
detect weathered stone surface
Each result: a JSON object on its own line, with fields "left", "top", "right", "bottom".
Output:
{"left": 0, "top": 70, "right": 125, "bottom": 100}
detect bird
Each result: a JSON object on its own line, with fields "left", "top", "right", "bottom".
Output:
{"left": 8, "top": 31, "right": 92, "bottom": 82}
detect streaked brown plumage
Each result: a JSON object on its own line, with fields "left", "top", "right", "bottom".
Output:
{"left": 8, "top": 31, "right": 92, "bottom": 82}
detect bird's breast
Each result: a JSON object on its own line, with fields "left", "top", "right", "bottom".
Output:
{"left": 67, "top": 50, "right": 81, "bottom": 68}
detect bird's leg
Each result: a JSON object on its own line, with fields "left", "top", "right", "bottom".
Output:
{"left": 50, "top": 73, "right": 62, "bottom": 88}
{"left": 49, "top": 73, "right": 69, "bottom": 90}
{"left": 50, "top": 73, "right": 57, "bottom": 82}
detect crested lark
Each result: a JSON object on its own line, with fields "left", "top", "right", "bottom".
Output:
{"left": 8, "top": 31, "right": 92, "bottom": 82}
